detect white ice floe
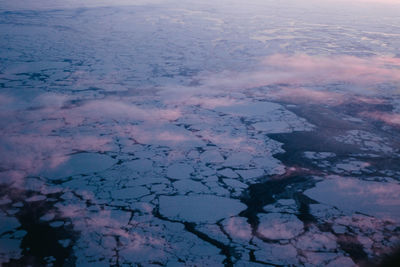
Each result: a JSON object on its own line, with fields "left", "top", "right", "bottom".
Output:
{"left": 218, "top": 168, "right": 239, "bottom": 178}
{"left": 166, "top": 163, "right": 194, "bottom": 179}
{"left": 236, "top": 169, "right": 265, "bottom": 180}
{"left": 125, "top": 159, "right": 154, "bottom": 173}
{"left": 294, "top": 225, "right": 337, "bottom": 251}
{"left": 172, "top": 180, "right": 209, "bottom": 194}
{"left": 224, "top": 152, "right": 253, "bottom": 167}
{"left": 223, "top": 178, "right": 248, "bottom": 189}
{"left": 252, "top": 239, "right": 299, "bottom": 266}
{"left": 200, "top": 150, "right": 225, "bottom": 164}
{"left": 110, "top": 186, "right": 150, "bottom": 200}
{"left": 257, "top": 213, "right": 304, "bottom": 240}
{"left": 159, "top": 195, "right": 246, "bottom": 223}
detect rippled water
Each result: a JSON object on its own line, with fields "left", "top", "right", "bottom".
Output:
{"left": 1, "top": 0, "right": 400, "bottom": 266}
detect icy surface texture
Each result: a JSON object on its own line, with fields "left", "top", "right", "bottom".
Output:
{"left": 1, "top": 0, "right": 400, "bottom": 266}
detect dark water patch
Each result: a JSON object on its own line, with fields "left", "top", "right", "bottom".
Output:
{"left": 372, "top": 246, "right": 400, "bottom": 267}
{"left": 337, "top": 235, "right": 368, "bottom": 264}
{"left": 270, "top": 128, "right": 400, "bottom": 180}
{"left": 286, "top": 101, "right": 400, "bottom": 151}
{"left": 0, "top": 187, "right": 78, "bottom": 266}
{"left": 285, "top": 104, "right": 363, "bottom": 132}
{"left": 270, "top": 131, "right": 361, "bottom": 164}
{"left": 239, "top": 174, "right": 317, "bottom": 233}
{"left": 334, "top": 99, "right": 394, "bottom": 116}
{"left": 292, "top": 192, "right": 318, "bottom": 227}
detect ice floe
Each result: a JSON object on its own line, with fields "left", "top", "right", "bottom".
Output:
{"left": 159, "top": 195, "right": 246, "bottom": 223}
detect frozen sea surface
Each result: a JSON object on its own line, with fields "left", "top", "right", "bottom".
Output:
{"left": 1, "top": 0, "right": 400, "bottom": 266}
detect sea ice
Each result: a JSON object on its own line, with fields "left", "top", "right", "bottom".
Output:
{"left": 159, "top": 195, "right": 246, "bottom": 223}
{"left": 304, "top": 177, "right": 400, "bottom": 222}
{"left": 257, "top": 213, "right": 304, "bottom": 240}
{"left": 110, "top": 186, "right": 150, "bottom": 200}
{"left": 218, "top": 168, "right": 239, "bottom": 178}
{"left": 40, "top": 153, "right": 116, "bottom": 179}
{"left": 252, "top": 121, "right": 292, "bottom": 134}
{"left": 166, "top": 163, "right": 194, "bottom": 179}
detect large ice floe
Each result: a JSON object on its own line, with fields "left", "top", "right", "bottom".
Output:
{"left": 1, "top": 0, "right": 400, "bottom": 266}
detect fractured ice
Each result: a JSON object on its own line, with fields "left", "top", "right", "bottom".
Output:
{"left": 1, "top": 0, "right": 400, "bottom": 266}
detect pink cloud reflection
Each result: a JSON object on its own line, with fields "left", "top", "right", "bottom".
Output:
{"left": 193, "top": 54, "right": 400, "bottom": 97}
{"left": 0, "top": 94, "right": 13, "bottom": 106}
{"left": 168, "top": 54, "right": 400, "bottom": 109}
{"left": 362, "top": 111, "right": 400, "bottom": 126}
{"left": 352, "top": 0, "right": 400, "bottom": 4}
{"left": 29, "top": 98, "right": 181, "bottom": 127}
{"left": 0, "top": 93, "right": 183, "bottom": 186}
{"left": 166, "top": 95, "right": 242, "bottom": 109}
{"left": 224, "top": 217, "right": 252, "bottom": 240}
{"left": 260, "top": 54, "right": 400, "bottom": 86}
{"left": 198, "top": 130, "right": 259, "bottom": 153}
{"left": 268, "top": 87, "right": 344, "bottom": 105}
{"left": 0, "top": 134, "right": 111, "bottom": 185}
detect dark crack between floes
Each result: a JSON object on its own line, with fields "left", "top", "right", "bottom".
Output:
{"left": 153, "top": 203, "right": 238, "bottom": 267}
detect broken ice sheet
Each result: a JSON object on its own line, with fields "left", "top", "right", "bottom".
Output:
{"left": 1, "top": 0, "right": 400, "bottom": 265}
{"left": 334, "top": 130, "right": 394, "bottom": 154}
{"left": 252, "top": 240, "right": 299, "bottom": 266}
{"left": 215, "top": 100, "right": 314, "bottom": 133}
{"left": 200, "top": 149, "right": 225, "bottom": 164}
{"left": 333, "top": 159, "right": 373, "bottom": 174}
{"left": 128, "top": 123, "right": 205, "bottom": 149}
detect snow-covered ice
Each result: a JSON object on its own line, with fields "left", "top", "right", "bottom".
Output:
{"left": 1, "top": 0, "right": 400, "bottom": 265}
